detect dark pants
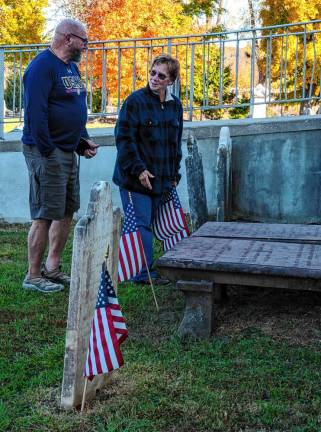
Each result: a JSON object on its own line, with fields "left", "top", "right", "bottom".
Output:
{"left": 120, "top": 188, "right": 161, "bottom": 282}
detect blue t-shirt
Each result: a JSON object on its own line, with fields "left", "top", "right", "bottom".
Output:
{"left": 22, "top": 49, "right": 89, "bottom": 156}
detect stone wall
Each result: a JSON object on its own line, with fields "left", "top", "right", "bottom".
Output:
{"left": 1, "top": 115, "right": 321, "bottom": 223}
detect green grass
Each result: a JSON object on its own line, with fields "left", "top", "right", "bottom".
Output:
{"left": 3, "top": 119, "right": 21, "bottom": 133}
{"left": 3, "top": 119, "right": 113, "bottom": 134}
{"left": 1, "top": 224, "right": 321, "bottom": 431}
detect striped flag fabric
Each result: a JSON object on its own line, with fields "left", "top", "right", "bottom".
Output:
{"left": 163, "top": 229, "right": 189, "bottom": 251}
{"left": 84, "top": 264, "right": 128, "bottom": 381}
{"left": 152, "top": 187, "right": 190, "bottom": 251}
{"left": 118, "top": 201, "right": 145, "bottom": 282}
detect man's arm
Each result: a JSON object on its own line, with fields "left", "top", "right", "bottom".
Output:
{"left": 23, "top": 62, "right": 56, "bottom": 156}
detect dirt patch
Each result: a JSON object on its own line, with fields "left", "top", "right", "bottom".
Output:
{"left": 216, "top": 286, "right": 321, "bottom": 345}
{"left": 0, "top": 309, "right": 31, "bottom": 324}
{"left": 0, "top": 257, "right": 14, "bottom": 264}
{"left": 0, "top": 222, "right": 31, "bottom": 232}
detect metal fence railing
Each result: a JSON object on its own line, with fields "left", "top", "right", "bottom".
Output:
{"left": 1, "top": 19, "right": 321, "bottom": 139}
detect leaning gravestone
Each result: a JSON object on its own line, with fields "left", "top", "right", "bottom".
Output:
{"left": 60, "top": 181, "right": 121, "bottom": 409}
{"left": 215, "top": 127, "right": 233, "bottom": 303}
{"left": 216, "top": 126, "right": 232, "bottom": 222}
{"left": 185, "top": 133, "right": 208, "bottom": 231}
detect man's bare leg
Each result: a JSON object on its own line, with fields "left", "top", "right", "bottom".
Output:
{"left": 27, "top": 219, "right": 51, "bottom": 279}
{"left": 45, "top": 215, "right": 73, "bottom": 271}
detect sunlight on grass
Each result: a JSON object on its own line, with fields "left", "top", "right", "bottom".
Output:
{"left": 87, "top": 120, "right": 115, "bottom": 128}
{"left": 1, "top": 224, "right": 321, "bottom": 431}
{"left": 3, "top": 118, "right": 114, "bottom": 135}
{"left": 3, "top": 118, "right": 22, "bottom": 133}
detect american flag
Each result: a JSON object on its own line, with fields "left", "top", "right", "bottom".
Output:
{"left": 118, "top": 201, "right": 145, "bottom": 282}
{"left": 84, "top": 264, "right": 128, "bottom": 380}
{"left": 152, "top": 187, "right": 190, "bottom": 251}
{"left": 163, "top": 229, "right": 189, "bottom": 251}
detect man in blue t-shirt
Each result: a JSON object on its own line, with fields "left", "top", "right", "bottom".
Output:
{"left": 22, "top": 18, "right": 99, "bottom": 293}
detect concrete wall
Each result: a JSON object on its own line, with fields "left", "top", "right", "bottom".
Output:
{"left": 1, "top": 116, "right": 321, "bottom": 223}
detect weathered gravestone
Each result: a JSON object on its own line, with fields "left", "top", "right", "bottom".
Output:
{"left": 216, "top": 126, "right": 232, "bottom": 222}
{"left": 185, "top": 133, "right": 208, "bottom": 231}
{"left": 215, "top": 127, "right": 233, "bottom": 303}
{"left": 60, "top": 181, "right": 121, "bottom": 409}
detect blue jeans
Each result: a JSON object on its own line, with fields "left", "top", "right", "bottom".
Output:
{"left": 120, "top": 189, "right": 161, "bottom": 282}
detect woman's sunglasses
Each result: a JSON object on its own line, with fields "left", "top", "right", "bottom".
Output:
{"left": 150, "top": 69, "right": 169, "bottom": 81}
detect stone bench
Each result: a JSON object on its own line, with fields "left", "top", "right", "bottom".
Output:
{"left": 156, "top": 221, "right": 321, "bottom": 338}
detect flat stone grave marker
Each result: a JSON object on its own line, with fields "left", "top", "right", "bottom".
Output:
{"left": 194, "top": 221, "right": 321, "bottom": 244}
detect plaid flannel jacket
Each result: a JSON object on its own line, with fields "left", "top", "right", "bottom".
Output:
{"left": 113, "top": 85, "right": 183, "bottom": 196}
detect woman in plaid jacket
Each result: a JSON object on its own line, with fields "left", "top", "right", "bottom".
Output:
{"left": 113, "top": 54, "right": 183, "bottom": 284}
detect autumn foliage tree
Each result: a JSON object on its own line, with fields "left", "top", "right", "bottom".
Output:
{"left": 259, "top": 0, "right": 321, "bottom": 109}
{"left": 187, "top": 43, "right": 233, "bottom": 119}
{"left": 1, "top": 0, "right": 48, "bottom": 112}
{"left": 64, "top": 0, "right": 194, "bottom": 108}
{"left": 0, "top": 0, "right": 48, "bottom": 45}
{"left": 182, "top": 0, "right": 222, "bottom": 30}
{"left": 61, "top": 0, "right": 234, "bottom": 118}
{"left": 260, "top": 0, "right": 321, "bottom": 27}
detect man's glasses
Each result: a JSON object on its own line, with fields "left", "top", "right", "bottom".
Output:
{"left": 150, "top": 69, "right": 169, "bottom": 81}
{"left": 70, "top": 33, "right": 88, "bottom": 46}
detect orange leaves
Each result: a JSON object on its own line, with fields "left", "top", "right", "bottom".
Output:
{"left": 260, "top": 0, "right": 321, "bottom": 26}
{"left": 85, "top": 0, "right": 194, "bottom": 41}
{"left": 78, "top": 0, "right": 194, "bottom": 105}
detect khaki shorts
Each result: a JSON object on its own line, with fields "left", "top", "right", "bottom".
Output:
{"left": 23, "top": 145, "right": 80, "bottom": 220}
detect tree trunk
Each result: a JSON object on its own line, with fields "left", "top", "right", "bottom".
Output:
{"left": 248, "top": 0, "right": 256, "bottom": 29}
{"left": 206, "top": 14, "right": 212, "bottom": 31}
{"left": 299, "top": 84, "right": 314, "bottom": 115}
{"left": 248, "top": 0, "right": 265, "bottom": 84}
{"left": 216, "top": 0, "right": 225, "bottom": 26}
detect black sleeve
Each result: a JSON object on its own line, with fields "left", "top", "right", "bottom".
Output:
{"left": 115, "top": 98, "right": 146, "bottom": 177}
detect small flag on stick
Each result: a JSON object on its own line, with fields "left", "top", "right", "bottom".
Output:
{"left": 152, "top": 187, "right": 190, "bottom": 251}
{"left": 118, "top": 200, "right": 145, "bottom": 282}
{"left": 84, "top": 263, "right": 128, "bottom": 381}
{"left": 163, "top": 229, "right": 189, "bottom": 251}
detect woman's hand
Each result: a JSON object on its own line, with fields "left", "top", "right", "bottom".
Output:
{"left": 138, "top": 170, "right": 155, "bottom": 190}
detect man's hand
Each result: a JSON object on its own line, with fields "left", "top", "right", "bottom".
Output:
{"left": 139, "top": 169, "right": 155, "bottom": 190}
{"left": 84, "top": 139, "right": 99, "bottom": 159}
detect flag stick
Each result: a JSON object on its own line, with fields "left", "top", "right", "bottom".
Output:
{"left": 140, "top": 243, "right": 159, "bottom": 312}
{"left": 81, "top": 377, "right": 89, "bottom": 413}
{"left": 128, "top": 191, "right": 159, "bottom": 312}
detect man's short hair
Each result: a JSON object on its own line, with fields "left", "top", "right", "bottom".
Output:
{"left": 151, "top": 54, "right": 180, "bottom": 82}
{"left": 53, "top": 18, "right": 86, "bottom": 44}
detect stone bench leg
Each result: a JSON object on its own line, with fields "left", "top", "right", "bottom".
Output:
{"left": 176, "top": 280, "right": 215, "bottom": 338}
